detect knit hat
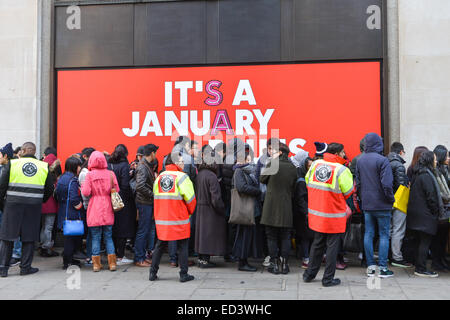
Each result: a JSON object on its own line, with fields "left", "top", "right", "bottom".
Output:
{"left": 0, "top": 143, "right": 13, "bottom": 159}
{"left": 314, "top": 142, "right": 328, "bottom": 157}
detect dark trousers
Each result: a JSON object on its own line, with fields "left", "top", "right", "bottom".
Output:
{"left": 431, "top": 222, "right": 449, "bottom": 268}
{"left": 114, "top": 237, "right": 127, "bottom": 258}
{"left": 151, "top": 238, "right": 189, "bottom": 275}
{"left": 304, "top": 232, "right": 341, "bottom": 283}
{"left": 0, "top": 240, "right": 35, "bottom": 270}
{"left": 414, "top": 230, "right": 433, "bottom": 272}
{"left": 265, "top": 226, "right": 291, "bottom": 259}
{"left": 63, "top": 235, "right": 82, "bottom": 263}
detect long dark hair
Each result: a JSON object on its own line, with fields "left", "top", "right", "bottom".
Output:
{"left": 65, "top": 157, "right": 81, "bottom": 175}
{"left": 434, "top": 145, "right": 448, "bottom": 176}
{"left": 109, "top": 144, "right": 129, "bottom": 164}
{"left": 408, "top": 146, "right": 429, "bottom": 171}
{"left": 417, "top": 151, "right": 435, "bottom": 172}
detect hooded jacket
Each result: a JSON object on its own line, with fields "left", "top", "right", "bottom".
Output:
{"left": 355, "top": 133, "right": 395, "bottom": 211}
{"left": 41, "top": 154, "right": 60, "bottom": 214}
{"left": 387, "top": 152, "right": 409, "bottom": 193}
{"left": 81, "top": 151, "right": 120, "bottom": 227}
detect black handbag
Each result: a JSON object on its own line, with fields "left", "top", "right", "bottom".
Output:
{"left": 343, "top": 218, "right": 364, "bottom": 253}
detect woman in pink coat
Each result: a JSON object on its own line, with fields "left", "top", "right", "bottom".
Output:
{"left": 81, "top": 151, "right": 120, "bottom": 272}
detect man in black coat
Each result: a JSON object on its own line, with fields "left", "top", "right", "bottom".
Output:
{"left": 387, "top": 142, "right": 411, "bottom": 268}
{"left": 0, "top": 142, "right": 54, "bottom": 277}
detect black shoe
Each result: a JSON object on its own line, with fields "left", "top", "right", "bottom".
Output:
{"left": 149, "top": 271, "right": 158, "bottom": 281}
{"left": 391, "top": 259, "right": 413, "bottom": 268}
{"left": 267, "top": 258, "right": 280, "bottom": 275}
{"left": 238, "top": 263, "right": 257, "bottom": 272}
{"left": 71, "top": 259, "right": 81, "bottom": 266}
{"left": 9, "top": 258, "right": 20, "bottom": 267}
{"left": 0, "top": 267, "right": 8, "bottom": 278}
{"left": 180, "top": 273, "right": 195, "bottom": 283}
{"left": 198, "top": 259, "right": 216, "bottom": 268}
{"left": 303, "top": 273, "right": 314, "bottom": 283}
{"left": 20, "top": 267, "right": 39, "bottom": 276}
{"left": 41, "top": 249, "right": 59, "bottom": 257}
{"left": 280, "top": 257, "right": 289, "bottom": 274}
{"left": 322, "top": 278, "right": 341, "bottom": 287}
{"left": 73, "top": 251, "right": 87, "bottom": 260}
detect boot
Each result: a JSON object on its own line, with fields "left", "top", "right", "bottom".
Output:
{"left": 238, "top": 259, "right": 257, "bottom": 272}
{"left": 267, "top": 257, "right": 280, "bottom": 275}
{"left": 180, "top": 272, "right": 195, "bottom": 283}
{"left": 0, "top": 267, "right": 8, "bottom": 278}
{"left": 108, "top": 254, "right": 117, "bottom": 271}
{"left": 92, "top": 255, "right": 102, "bottom": 272}
{"left": 280, "top": 257, "right": 289, "bottom": 274}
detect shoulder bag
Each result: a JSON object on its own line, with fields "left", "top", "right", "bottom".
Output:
{"left": 63, "top": 180, "right": 85, "bottom": 236}
{"left": 111, "top": 172, "right": 125, "bottom": 212}
{"left": 228, "top": 169, "right": 255, "bottom": 226}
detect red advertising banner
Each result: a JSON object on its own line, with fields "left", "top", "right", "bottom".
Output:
{"left": 57, "top": 62, "right": 381, "bottom": 163}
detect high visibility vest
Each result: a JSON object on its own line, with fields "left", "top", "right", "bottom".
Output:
{"left": 7, "top": 157, "right": 49, "bottom": 204}
{"left": 305, "top": 158, "right": 354, "bottom": 234}
{"left": 153, "top": 169, "right": 196, "bottom": 241}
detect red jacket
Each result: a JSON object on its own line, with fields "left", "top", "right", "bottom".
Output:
{"left": 41, "top": 154, "right": 59, "bottom": 214}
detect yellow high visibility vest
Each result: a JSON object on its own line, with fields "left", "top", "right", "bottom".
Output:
{"left": 7, "top": 157, "right": 49, "bottom": 204}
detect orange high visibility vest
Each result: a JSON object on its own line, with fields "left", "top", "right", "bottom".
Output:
{"left": 305, "top": 154, "right": 354, "bottom": 234}
{"left": 153, "top": 166, "right": 196, "bottom": 241}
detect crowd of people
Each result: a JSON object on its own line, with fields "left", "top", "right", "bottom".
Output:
{"left": 0, "top": 133, "right": 448, "bottom": 286}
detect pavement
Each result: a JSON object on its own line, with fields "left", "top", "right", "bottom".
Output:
{"left": 1, "top": 250, "right": 450, "bottom": 300}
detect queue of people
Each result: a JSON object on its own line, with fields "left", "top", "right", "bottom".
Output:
{"left": 0, "top": 134, "right": 448, "bottom": 287}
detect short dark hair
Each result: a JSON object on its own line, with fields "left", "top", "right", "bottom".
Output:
{"left": 327, "top": 143, "right": 345, "bottom": 155}
{"left": 143, "top": 144, "right": 158, "bottom": 156}
{"left": 81, "top": 147, "right": 95, "bottom": 158}
{"left": 390, "top": 142, "right": 404, "bottom": 154}
{"left": 65, "top": 156, "right": 81, "bottom": 175}
{"left": 267, "top": 138, "right": 280, "bottom": 148}
{"left": 279, "top": 143, "right": 290, "bottom": 156}
{"left": 44, "top": 147, "right": 57, "bottom": 157}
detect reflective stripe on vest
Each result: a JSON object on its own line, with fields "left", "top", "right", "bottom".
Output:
{"left": 155, "top": 218, "right": 190, "bottom": 226}
{"left": 7, "top": 158, "right": 48, "bottom": 202}
{"left": 308, "top": 208, "right": 346, "bottom": 218}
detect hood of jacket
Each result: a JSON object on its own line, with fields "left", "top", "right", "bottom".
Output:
{"left": 323, "top": 153, "right": 346, "bottom": 165}
{"left": 43, "top": 154, "right": 57, "bottom": 166}
{"left": 88, "top": 151, "right": 108, "bottom": 170}
{"left": 387, "top": 152, "right": 406, "bottom": 164}
{"left": 290, "top": 149, "right": 309, "bottom": 168}
{"left": 364, "top": 133, "right": 384, "bottom": 154}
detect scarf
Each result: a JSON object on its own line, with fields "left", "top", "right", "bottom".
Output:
{"left": 425, "top": 168, "right": 446, "bottom": 220}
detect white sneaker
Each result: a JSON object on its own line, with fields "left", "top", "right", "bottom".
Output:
{"left": 367, "top": 265, "right": 377, "bottom": 277}
{"left": 262, "top": 256, "right": 271, "bottom": 267}
{"left": 117, "top": 256, "right": 134, "bottom": 265}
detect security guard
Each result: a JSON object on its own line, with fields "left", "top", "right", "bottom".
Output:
{"left": 303, "top": 142, "right": 354, "bottom": 287}
{"left": 0, "top": 142, "right": 54, "bottom": 277}
{"left": 149, "top": 152, "right": 196, "bottom": 283}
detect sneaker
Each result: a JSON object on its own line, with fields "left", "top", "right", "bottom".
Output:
{"left": 262, "top": 256, "right": 271, "bottom": 267}
{"left": 116, "top": 257, "right": 134, "bottom": 265}
{"left": 301, "top": 258, "right": 309, "bottom": 269}
{"left": 10, "top": 258, "right": 21, "bottom": 267}
{"left": 367, "top": 266, "right": 377, "bottom": 277}
{"left": 414, "top": 270, "right": 439, "bottom": 278}
{"left": 391, "top": 259, "right": 413, "bottom": 268}
{"left": 378, "top": 268, "right": 394, "bottom": 278}
{"left": 84, "top": 258, "right": 93, "bottom": 266}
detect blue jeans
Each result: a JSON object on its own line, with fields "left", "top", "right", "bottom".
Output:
{"left": 364, "top": 210, "right": 391, "bottom": 268}
{"left": 135, "top": 204, "right": 155, "bottom": 262}
{"left": 146, "top": 220, "right": 156, "bottom": 252}
{"left": 86, "top": 229, "right": 92, "bottom": 258}
{"left": 90, "top": 226, "right": 115, "bottom": 256}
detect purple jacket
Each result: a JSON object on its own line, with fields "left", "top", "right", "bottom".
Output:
{"left": 355, "top": 133, "right": 395, "bottom": 211}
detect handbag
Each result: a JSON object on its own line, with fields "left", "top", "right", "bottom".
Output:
{"left": 393, "top": 185, "right": 410, "bottom": 214}
{"left": 110, "top": 172, "right": 125, "bottom": 212}
{"left": 63, "top": 180, "right": 85, "bottom": 236}
{"left": 343, "top": 221, "right": 364, "bottom": 253}
{"left": 228, "top": 171, "right": 255, "bottom": 226}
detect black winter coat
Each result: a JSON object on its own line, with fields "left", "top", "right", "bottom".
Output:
{"left": 406, "top": 169, "right": 440, "bottom": 235}
{"left": 109, "top": 160, "right": 137, "bottom": 238}
{"left": 387, "top": 152, "right": 409, "bottom": 193}
{"left": 195, "top": 165, "right": 227, "bottom": 255}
